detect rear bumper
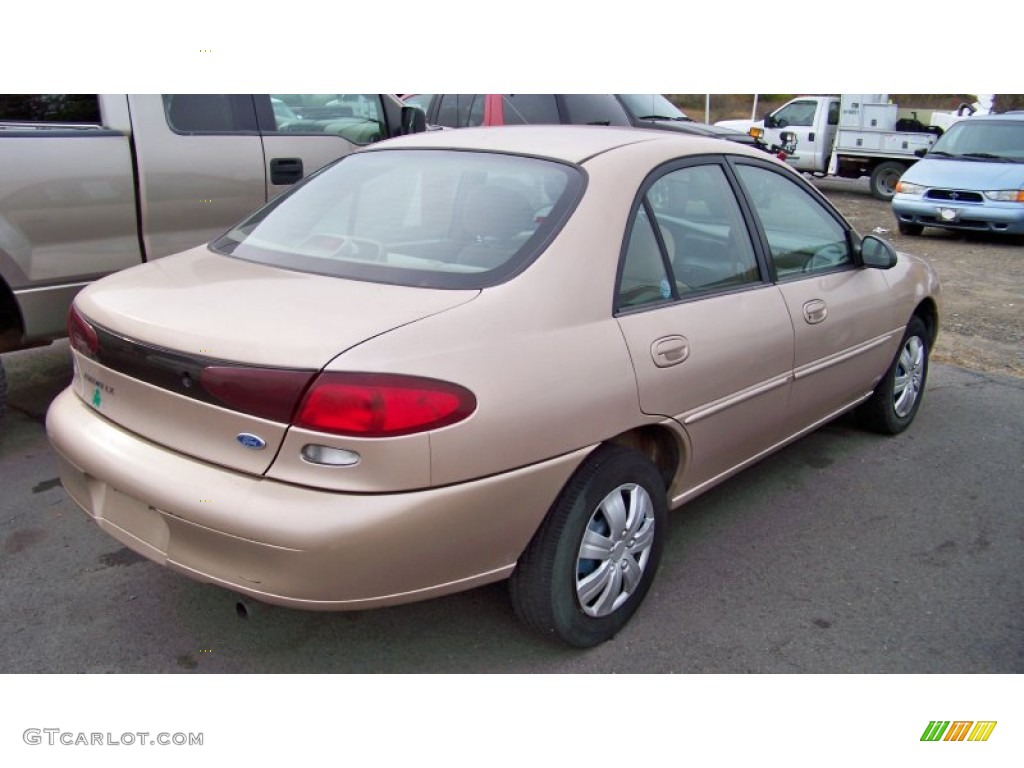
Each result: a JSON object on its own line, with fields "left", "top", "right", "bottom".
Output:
{"left": 892, "top": 197, "right": 1024, "bottom": 234}
{"left": 46, "top": 387, "right": 589, "bottom": 610}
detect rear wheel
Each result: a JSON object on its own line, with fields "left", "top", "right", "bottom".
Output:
{"left": 509, "top": 445, "right": 667, "bottom": 647}
{"left": 857, "top": 316, "right": 929, "bottom": 434}
{"left": 898, "top": 220, "right": 924, "bottom": 236}
{"left": 869, "top": 161, "right": 906, "bottom": 201}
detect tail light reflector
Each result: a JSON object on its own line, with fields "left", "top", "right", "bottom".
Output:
{"left": 200, "top": 367, "right": 315, "bottom": 423}
{"left": 294, "top": 372, "right": 476, "bottom": 437}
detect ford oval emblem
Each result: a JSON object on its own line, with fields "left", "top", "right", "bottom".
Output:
{"left": 236, "top": 433, "right": 266, "bottom": 450}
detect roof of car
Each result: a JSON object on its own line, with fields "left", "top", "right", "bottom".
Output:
{"left": 368, "top": 124, "right": 742, "bottom": 164}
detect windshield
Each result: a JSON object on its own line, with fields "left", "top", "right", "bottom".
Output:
{"left": 212, "top": 149, "right": 584, "bottom": 289}
{"left": 617, "top": 94, "right": 691, "bottom": 121}
{"left": 929, "top": 119, "right": 1024, "bottom": 161}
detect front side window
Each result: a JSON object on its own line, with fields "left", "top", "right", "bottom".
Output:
{"left": 0, "top": 94, "right": 100, "bottom": 123}
{"left": 735, "top": 165, "right": 851, "bottom": 278}
{"left": 772, "top": 99, "right": 818, "bottom": 128}
{"left": 213, "top": 149, "right": 583, "bottom": 289}
{"left": 265, "top": 94, "right": 385, "bottom": 144}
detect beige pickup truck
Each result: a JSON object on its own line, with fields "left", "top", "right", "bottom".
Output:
{"left": 0, "top": 93, "right": 425, "bottom": 417}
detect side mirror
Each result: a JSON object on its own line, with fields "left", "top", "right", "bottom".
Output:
{"left": 859, "top": 234, "right": 897, "bottom": 269}
{"left": 763, "top": 111, "right": 777, "bottom": 128}
{"left": 914, "top": 147, "right": 929, "bottom": 158}
{"left": 400, "top": 106, "right": 427, "bottom": 135}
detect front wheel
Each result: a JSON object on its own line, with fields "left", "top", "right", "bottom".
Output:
{"left": 857, "top": 316, "right": 930, "bottom": 434}
{"left": 509, "top": 445, "right": 667, "bottom": 647}
{"left": 869, "top": 161, "right": 906, "bottom": 201}
{"left": 897, "top": 220, "right": 924, "bottom": 236}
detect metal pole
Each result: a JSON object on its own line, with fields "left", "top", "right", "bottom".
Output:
{"left": 751, "top": 94, "right": 759, "bottom": 120}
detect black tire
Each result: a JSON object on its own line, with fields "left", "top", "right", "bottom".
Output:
{"left": 869, "top": 161, "right": 906, "bottom": 201}
{"left": 898, "top": 220, "right": 924, "bottom": 236}
{"left": 0, "top": 355, "right": 7, "bottom": 422}
{"left": 509, "top": 445, "right": 667, "bottom": 647}
{"left": 857, "top": 316, "right": 929, "bottom": 435}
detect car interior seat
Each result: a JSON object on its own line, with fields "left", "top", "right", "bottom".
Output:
{"left": 457, "top": 185, "right": 536, "bottom": 269}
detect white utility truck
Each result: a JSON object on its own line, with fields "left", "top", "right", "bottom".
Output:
{"left": 718, "top": 94, "right": 967, "bottom": 200}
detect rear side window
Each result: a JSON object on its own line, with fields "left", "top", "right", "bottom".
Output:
{"left": 162, "top": 94, "right": 258, "bottom": 133}
{"left": 500, "top": 95, "right": 560, "bottom": 125}
{"left": 0, "top": 94, "right": 100, "bottom": 123}
{"left": 561, "top": 94, "right": 631, "bottom": 127}
{"left": 213, "top": 149, "right": 584, "bottom": 289}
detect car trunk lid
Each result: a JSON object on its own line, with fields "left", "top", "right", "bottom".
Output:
{"left": 70, "top": 246, "right": 478, "bottom": 474}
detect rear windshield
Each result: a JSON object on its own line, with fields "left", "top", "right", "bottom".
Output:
{"left": 212, "top": 149, "right": 584, "bottom": 289}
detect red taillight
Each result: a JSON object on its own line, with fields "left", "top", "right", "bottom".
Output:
{"left": 200, "top": 366, "right": 315, "bottom": 423}
{"left": 294, "top": 372, "right": 476, "bottom": 437}
{"left": 67, "top": 305, "right": 98, "bottom": 357}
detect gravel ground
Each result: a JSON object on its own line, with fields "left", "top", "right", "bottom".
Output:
{"left": 812, "top": 177, "right": 1024, "bottom": 378}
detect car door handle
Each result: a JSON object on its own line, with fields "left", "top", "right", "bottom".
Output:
{"left": 270, "top": 157, "right": 304, "bottom": 185}
{"left": 651, "top": 336, "right": 690, "bottom": 368}
{"left": 803, "top": 299, "right": 828, "bottom": 325}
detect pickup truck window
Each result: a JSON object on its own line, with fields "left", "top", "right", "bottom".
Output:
{"left": 772, "top": 99, "right": 818, "bottom": 128}
{"left": 265, "top": 94, "right": 387, "bottom": 144}
{"left": 162, "top": 95, "right": 258, "bottom": 133}
{"left": 0, "top": 94, "right": 100, "bottom": 123}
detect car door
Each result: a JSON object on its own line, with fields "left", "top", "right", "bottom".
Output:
{"left": 733, "top": 161, "right": 900, "bottom": 430}
{"left": 614, "top": 160, "right": 795, "bottom": 494}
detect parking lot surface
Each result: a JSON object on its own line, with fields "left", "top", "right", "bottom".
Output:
{"left": 0, "top": 182, "right": 1021, "bottom": 673}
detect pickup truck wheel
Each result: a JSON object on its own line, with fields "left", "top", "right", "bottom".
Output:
{"left": 869, "top": 162, "right": 906, "bottom": 201}
{"left": 898, "top": 221, "right": 924, "bottom": 236}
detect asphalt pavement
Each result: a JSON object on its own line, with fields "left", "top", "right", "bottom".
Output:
{"left": 0, "top": 341, "right": 1021, "bottom": 673}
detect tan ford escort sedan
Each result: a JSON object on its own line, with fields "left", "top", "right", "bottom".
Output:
{"left": 46, "top": 126, "right": 940, "bottom": 647}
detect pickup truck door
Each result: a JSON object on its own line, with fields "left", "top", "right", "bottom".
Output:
{"left": 255, "top": 95, "right": 399, "bottom": 200}
{"left": 766, "top": 98, "right": 834, "bottom": 172}
{"left": 128, "top": 95, "right": 266, "bottom": 259}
